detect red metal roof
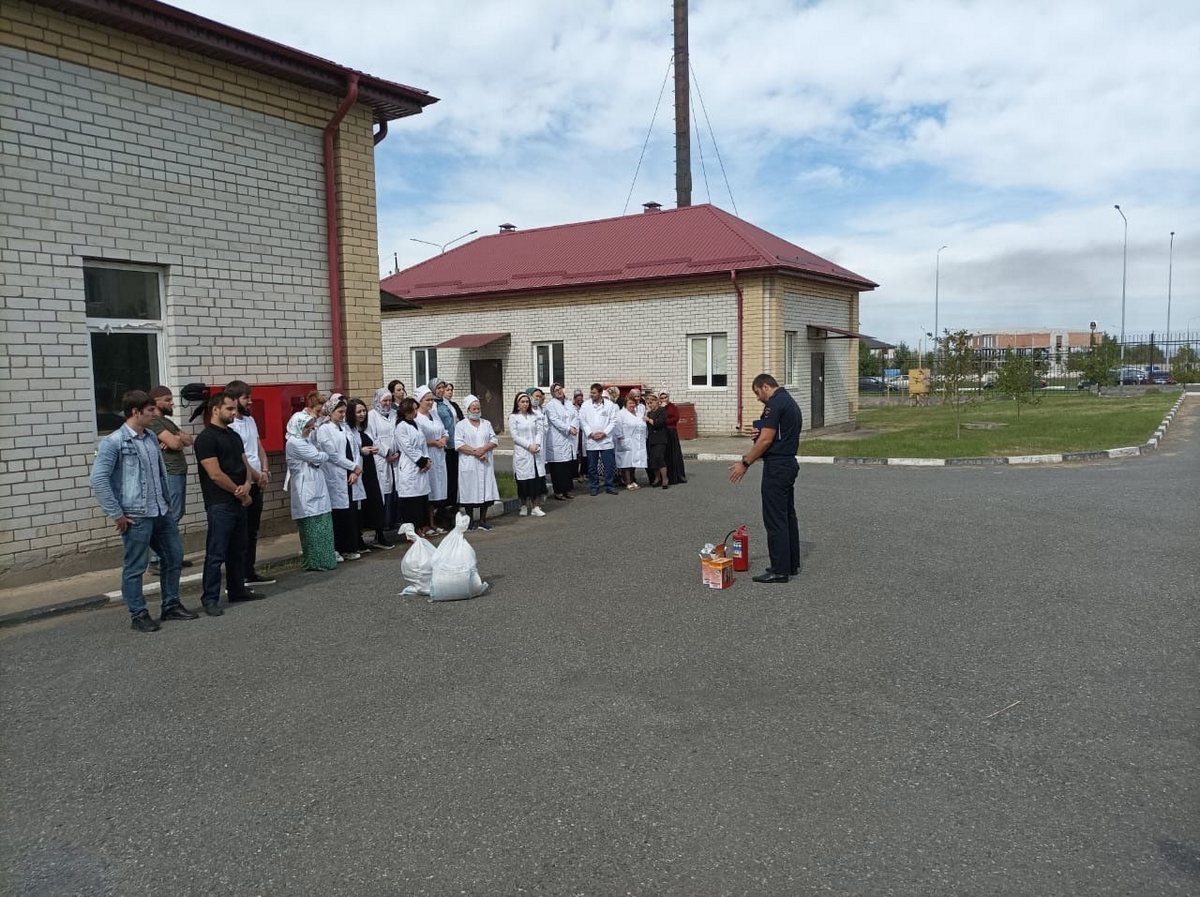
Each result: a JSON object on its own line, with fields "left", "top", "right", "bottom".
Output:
{"left": 380, "top": 204, "right": 877, "bottom": 303}
{"left": 434, "top": 332, "right": 510, "bottom": 349}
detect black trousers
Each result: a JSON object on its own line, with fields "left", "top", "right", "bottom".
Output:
{"left": 547, "top": 460, "right": 575, "bottom": 495}
{"left": 201, "top": 501, "right": 247, "bottom": 606}
{"left": 245, "top": 482, "right": 264, "bottom": 576}
{"left": 332, "top": 505, "right": 359, "bottom": 554}
{"left": 761, "top": 457, "right": 800, "bottom": 575}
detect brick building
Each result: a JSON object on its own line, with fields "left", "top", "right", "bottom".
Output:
{"left": 970, "top": 329, "right": 1098, "bottom": 375}
{"left": 380, "top": 203, "right": 877, "bottom": 436}
{"left": 0, "top": 0, "right": 435, "bottom": 575}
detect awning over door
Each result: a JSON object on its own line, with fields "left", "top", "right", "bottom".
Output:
{"left": 434, "top": 332, "right": 510, "bottom": 349}
{"left": 806, "top": 324, "right": 894, "bottom": 350}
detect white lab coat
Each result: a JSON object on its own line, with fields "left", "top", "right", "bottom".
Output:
{"left": 455, "top": 418, "right": 499, "bottom": 504}
{"left": 614, "top": 408, "right": 648, "bottom": 469}
{"left": 395, "top": 419, "right": 431, "bottom": 498}
{"left": 415, "top": 411, "right": 448, "bottom": 501}
{"left": 315, "top": 422, "right": 361, "bottom": 510}
{"left": 544, "top": 398, "right": 578, "bottom": 463}
{"left": 284, "top": 434, "right": 331, "bottom": 520}
{"left": 578, "top": 398, "right": 618, "bottom": 451}
{"left": 508, "top": 411, "right": 546, "bottom": 480}
{"left": 366, "top": 408, "right": 397, "bottom": 496}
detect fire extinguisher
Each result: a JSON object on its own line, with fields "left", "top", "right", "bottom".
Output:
{"left": 725, "top": 525, "right": 750, "bottom": 572}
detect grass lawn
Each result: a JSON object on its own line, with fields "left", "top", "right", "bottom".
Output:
{"left": 495, "top": 470, "right": 518, "bottom": 499}
{"left": 802, "top": 391, "right": 1179, "bottom": 458}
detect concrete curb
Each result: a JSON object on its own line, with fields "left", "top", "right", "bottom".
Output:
{"left": 0, "top": 594, "right": 111, "bottom": 628}
{"left": 684, "top": 392, "right": 1195, "bottom": 468}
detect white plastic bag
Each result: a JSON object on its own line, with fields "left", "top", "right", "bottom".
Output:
{"left": 430, "top": 512, "right": 489, "bottom": 602}
{"left": 398, "top": 523, "right": 436, "bottom": 596}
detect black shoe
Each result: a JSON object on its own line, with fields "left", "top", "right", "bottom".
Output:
{"left": 605, "top": 488, "right": 619, "bottom": 495}
{"left": 752, "top": 571, "right": 789, "bottom": 584}
{"left": 202, "top": 602, "right": 224, "bottom": 617}
{"left": 662, "top": 484, "right": 669, "bottom": 490}
{"left": 160, "top": 603, "right": 199, "bottom": 622}
{"left": 790, "top": 569, "right": 800, "bottom": 576}
{"left": 130, "top": 611, "right": 161, "bottom": 633}
{"left": 563, "top": 492, "right": 575, "bottom": 500}
{"left": 552, "top": 494, "right": 567, "bottom": 501}
{"left": 374, "top": 536, "right": 397, "bottom": 550}
{"left": 228, "top": 590, "right": 267, "bottom": 603}
{"left": 181, "top": 559, "right": 194, "bottom": 568}
{"left": 245, "top": 573, "right": 276, "bottom": 585}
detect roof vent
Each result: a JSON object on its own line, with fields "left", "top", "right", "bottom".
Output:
{"left": 642, "top": 202, "right": 662, "bottom": 214}
{"left": 499, "top": 223, "right": 517, "bottom": 233}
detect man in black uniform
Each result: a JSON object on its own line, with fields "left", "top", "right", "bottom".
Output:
{"left": 729, "top": 373, "right": 802, "bottom": 583}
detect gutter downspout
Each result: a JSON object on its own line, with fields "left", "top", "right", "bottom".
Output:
{"left": 731, "top": 270, "right": 744, "bottom": 432}
{"left": 323, "top": 73, "right": 359, "bottom": 393}
{"left": 373, "top": 119, "right": 388, "bottom": 145}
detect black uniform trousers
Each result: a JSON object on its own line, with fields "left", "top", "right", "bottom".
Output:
{"left": 760, "top": 456, "right": 800, "bottom": 575}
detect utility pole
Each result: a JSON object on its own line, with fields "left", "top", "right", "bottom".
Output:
{"left": 673, "top": 0, "right": 691, "bottom": 208}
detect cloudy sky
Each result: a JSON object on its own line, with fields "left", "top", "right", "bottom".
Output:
{"left": 177, "top": 0, "right": 1199, "bottom": 348}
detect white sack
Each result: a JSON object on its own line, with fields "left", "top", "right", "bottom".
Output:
{"left": 398, "top": 523, "right": 436, "bottom": 596}
{"left": 430, "top": 512, "right": 489, "bottom": 602}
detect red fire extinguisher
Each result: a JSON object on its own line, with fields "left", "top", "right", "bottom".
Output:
{"left": 725, "top": 525, "right": 750, "bottom": 572}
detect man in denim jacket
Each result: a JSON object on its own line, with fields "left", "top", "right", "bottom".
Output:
{"left": 91, "top": 389, "right": 198, "bottom": 632}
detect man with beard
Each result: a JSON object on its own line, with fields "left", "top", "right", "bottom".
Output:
{"left": 147, "top": 385, "right": 194, "bottom": 568}
{"left": 225, "top": 380, "right": 275, "bottom": 586}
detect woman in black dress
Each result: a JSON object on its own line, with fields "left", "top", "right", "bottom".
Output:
{"left": 644, "top": 393, "right": 670, "bottom": 489}
{"left": 348, "top": 399, "right": 394, "bottom": 550}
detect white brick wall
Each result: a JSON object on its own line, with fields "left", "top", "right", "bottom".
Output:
{"left": 383, "top": 285, "right": 741, "bottom": 435}
{"left": 781, "top": 284, "right": 856, "bottom": 428}
{"left": 0, "top": 45, "right": 334, "bottom": 573}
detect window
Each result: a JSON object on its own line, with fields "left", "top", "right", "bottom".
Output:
{"left": 688, "top": 333, "right": 728, "bottom": 387}
{"left": 533, "top": 341, "right": 565, "bottom": 389}
{"left": 413, "top": 347, "right": 437, "bottom": 386}
{"left": 85, "top": 262, "right": 166, "bottom": 435}
{"left": 783, "top": 331, "right": 798, "bottom": 385}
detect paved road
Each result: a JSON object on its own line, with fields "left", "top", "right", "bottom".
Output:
{"left": 3, "top": 408, "right": 1198, "bottom": 896}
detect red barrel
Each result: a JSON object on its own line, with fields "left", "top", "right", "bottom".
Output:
{"left": 675, "top": 402, "right": 697, "bottom": 440}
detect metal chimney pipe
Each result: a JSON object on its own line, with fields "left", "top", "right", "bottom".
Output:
{"left": 673, "top": 0, "right": 692, "bottom": 208}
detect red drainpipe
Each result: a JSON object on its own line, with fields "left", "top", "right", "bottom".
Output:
{"left": 323, "top": 73, "right": 359, "bottom": 393}
{"left": 730, "top": 269, "right": 744, "bottom": 432}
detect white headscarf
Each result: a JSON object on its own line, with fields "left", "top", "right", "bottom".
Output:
{"left": 464, "top": 394, "right": 480, "bottom": 412}
{"left": 372, "top": 386, "right": 394, "bottom": 420}
{"left": 414, "top": 385, "right": 432, "bottom": 402}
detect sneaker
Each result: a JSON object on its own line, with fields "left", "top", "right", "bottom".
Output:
{"left": 518, "top": 507, "right": 528, "bottom": 517}
{"left": 335, "top": 553, "right": 345, "bottom": 563}
{"left": 530, "top": 507, "right": 546, "bottom": 517}
{"left": 202, "top": 602, "right": 224, "bottom": 617}
{"left": 467, "top": 523, "right": 478, "bottom": 531}
{"left": 627, "top": 483, "right": 640, "bottom": 490}
{"left": 245, "top": 573, "right": 277, "bottom": 586}
{"left": 373, "top": 537, "right": 397, "bottom": 551}
{"left": 476, "top": 522, "right": 493, "bottom": 531}
{"left": 342, "top": 552, "right": 362, "bottom": 561}
{"left": 130, "top": 611, "right": 161, "bottom": 633}
{"left": 563, "top": 492, "right": 575, "bottom": 500}
{"left": 228, "top": 590, "right": 267, "bottom": 603}
{"left": 605, "top": 488, "right": 619, "bottom": 495}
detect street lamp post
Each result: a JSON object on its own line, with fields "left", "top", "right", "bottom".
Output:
{"left": 934, "top": 245, "right": 947, "bottom": 343}
{"left": 1166, "top": 231, "right": 1175, "bottom": 350}
{"left": 409, "top": 228, "right": 479, "bottom": 254}
{"left": 1114, "top": 205, "right": 1127, "bottom": 374}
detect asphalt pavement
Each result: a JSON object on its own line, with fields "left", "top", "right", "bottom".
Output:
{"left": 2, "top": 408, "right": 1198, "bottom": 896}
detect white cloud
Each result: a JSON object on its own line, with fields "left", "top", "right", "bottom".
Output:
{"left": 173, "top": 0, "right": 1200, "bottom": 343}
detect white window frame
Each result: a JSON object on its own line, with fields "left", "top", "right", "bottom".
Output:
{"left": 532, "top": 341, "right": 565, "bottom": 390}
{"left": 412, "top": 347, "right": 437, "bottom": 386}
{"left": 687, "top": 333, "right": 729, "bottom": 389}
{"left": 783, "top": 330, "right": 798, "bottom": 386}
{"left": 84, "top": 260, "right": 168, "bottom": 438}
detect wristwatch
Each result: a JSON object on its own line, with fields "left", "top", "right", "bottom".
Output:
{"left": 741, "top": 456, "right": 752, "bottom": 467}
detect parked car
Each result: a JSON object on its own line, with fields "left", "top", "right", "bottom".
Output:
{"left": 886, "top": 374, "right": 909, "bottom": 391}
{"left": 857, "top": 377, "right": 887, "bottom": 393}
{"left": 1111, "top": 367, "right": 1148, "bottom": 385}
{"left": 1148, "top": 371, "right": 1175, "bottom": 385}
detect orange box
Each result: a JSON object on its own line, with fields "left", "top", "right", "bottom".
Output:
{"left": 701, "top": 556, "right": 734, "bottom": 589}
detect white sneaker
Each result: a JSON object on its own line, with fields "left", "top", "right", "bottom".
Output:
{"left": 335, "top": 553, "right": 345, "bottom": 563}
{"left": 530, "top": 506, "right": 546, "bottom": 517}
{"left": 518, "top": 507, "right": 528, "bottom": 516}
{"left": 343, "top": 552, "right": 362, "bottom": 561}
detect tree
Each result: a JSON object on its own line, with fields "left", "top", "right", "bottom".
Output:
{"left": 1123, "top": 342, "right": 1165, "bottom": 365}
{"left": 937, "top": 329, "right": 976, "bottom": 439}
{"left": 1172, "top": 346, "right": 1200, "bottom": 385}
{"left": 994, "top": 348, "right": 1038, "bottom": 416}
{"left": 1081, "top": 334, "right": 1120, "bottom": 389}
{"left": 892, "top": 341, "right": 914, "bottom": 372}
{"left": 858, "top": 340, "right": 879, "bottom": 376}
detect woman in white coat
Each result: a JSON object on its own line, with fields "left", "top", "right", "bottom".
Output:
{"left": 284, "top": 411, "right": 336, "bottom": 571}
{"left": 508, "top": 392, "right": 547, "bottom": 517}
{"left": 414, "top": 386, "right": 449, "bottom": 535}
{"left": 367, "top": 387, "right": 400, "bottom": 528}
{"left": 455, "top": 394, "right": 499, "bottom": 531}
{"left": 315, "top": 394, "right": 364, "bottom": 561}
{"left": 614, "top": 394, "right": 648, "bottom": 489}
{"left": 394, "top": 396, "right": 432, "bottom": 534}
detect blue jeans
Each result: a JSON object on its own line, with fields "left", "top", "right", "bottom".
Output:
{"left": 587, "top": 448, "right": 616, "bottom": 492}
{"left": 121, "top": 514, "right": 182, "bottom": 616}
{"left": 151, "top": 473, "right": 187, "bottom": 564}
{"left": 202, "top": 501, "right": 247, "bottom": 606}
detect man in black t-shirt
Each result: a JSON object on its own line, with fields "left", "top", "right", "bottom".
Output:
{"left": 193, "top": 391, "right": 265, "bottom": 614}
{"left": 729, "top": 373, "right": 803, "bottom": 583}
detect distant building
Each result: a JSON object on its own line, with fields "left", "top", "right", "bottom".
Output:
{"left": 969, "top": 329, "right": 1099, "bottom": 375}
{"left": 380, "top": 203, "right": 879, "bottom": 435}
